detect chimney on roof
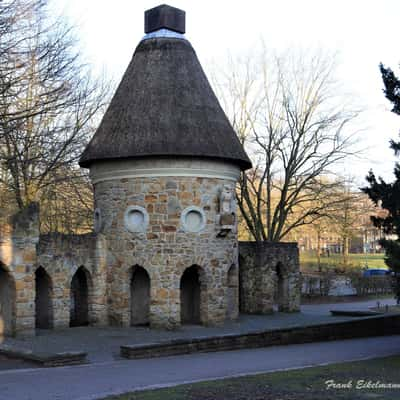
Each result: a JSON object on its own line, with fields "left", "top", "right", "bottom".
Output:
{"left": 145, "top": 4, "right": 186, "bottom": 34}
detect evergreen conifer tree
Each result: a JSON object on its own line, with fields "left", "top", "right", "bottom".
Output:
{"left": 362, "top": 64, "right": 400, "bottom": 303}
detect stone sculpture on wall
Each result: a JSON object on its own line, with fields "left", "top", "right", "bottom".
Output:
{"left": 217, "top": 184, "right": 236, "bottom": 236}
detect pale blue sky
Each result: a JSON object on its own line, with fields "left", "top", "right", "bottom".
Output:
{"left": 52, "top": 0, "right": 400, "bottom": 184}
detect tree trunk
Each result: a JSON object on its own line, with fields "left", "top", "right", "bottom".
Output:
{"left": 343, "top": 236, "right": 349, "bottom": 266}
{"left": 317, "top": 229, "right": 322, "bottom": 272}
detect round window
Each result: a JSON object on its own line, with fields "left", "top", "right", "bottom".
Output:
{"left": 124, "top": 206, "right": 149, "bottom": 233}
{"left": 181, "top": 206, "right": 206, "bottom": 233}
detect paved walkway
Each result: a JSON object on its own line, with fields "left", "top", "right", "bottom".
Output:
{"left": 301, "top": 298, "right": 396, "bottom": 314}
{"left": 0, "top": 335, "right": 399, "bottom": 400}
{"left": 1, "top": 298, "right": 396, "bottom": 363}
{"left": 0, "top": 355, "right": 36, "bottom": 371}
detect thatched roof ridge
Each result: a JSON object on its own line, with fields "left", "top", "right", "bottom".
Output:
{"left": 79, "top": 37, "right": 251, "bottom": 170}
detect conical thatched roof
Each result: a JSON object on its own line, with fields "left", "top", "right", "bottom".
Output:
{"left": 80, "top": 15, "right": 251, "bottom": 170}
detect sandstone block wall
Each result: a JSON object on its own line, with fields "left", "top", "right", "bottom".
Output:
{"left": 94, "top": 174, "right": 239, "bottom": 329}
{"left": 239, "top": 241, "right": 301, "bottom": 314}
{"left": 0, "top": 203, "right": 39, "bottom": 337}
{"left": 37, "top": 233, "right": 108, "bottom": 329}
{"left": 0, "top": 204, "right": 108, "bottom": 337}
{"left": 1, "top": 202, "right": 300, "bottom": 337}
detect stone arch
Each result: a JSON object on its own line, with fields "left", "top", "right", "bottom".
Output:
{"left": 180, "top": 265, "right": 206, "bottom": 325}
{"left": 130, "top": 265, "right": 151, "bottom": 326}
{"left": 35, "top": 267, "right": 53, "bottom": 329}
{"left": 226, "top": 264, "right": 238, "bottom": 320}
{"left": 275, "top": 262, "right": 288, "bottom": 311}
{"left": 0, "top": 263, "right": 15, "bottom": 337}
{"left": 70, "top": 266, "right": 92, "bottom": 327}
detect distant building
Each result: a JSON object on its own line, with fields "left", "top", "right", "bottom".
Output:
{"left": 293, "top": 192, "right": 394, "bottom": 254}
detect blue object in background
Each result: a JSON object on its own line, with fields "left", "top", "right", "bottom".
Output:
{"left": 363, "top": 268, "right": 390, "bottom": 277}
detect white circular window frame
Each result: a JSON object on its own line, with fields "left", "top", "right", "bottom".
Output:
{"left": 181, "top": 206, "right": 206, "bottom": 233}
{"left": 94, "top": 208, "right": 102, "bottom": 233}
{"left": 124, "top": 206, "right": 149, "bottom": 233}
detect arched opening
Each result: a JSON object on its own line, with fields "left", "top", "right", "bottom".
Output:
{"left": 180, "top": 265, "right": 201, "bottom": 324}
{"left": 0, "top": 264, "right": 15, "bottom": 337}
{"left": 275, "top": 262, "right": 286, "bottom": 311}
{"left": 130, "top": 266, "right": 150, "bottom": 326}
{"left": 35, "top": 267, "right": 53, "bottom": 329}
{"left": 70, "top": 266, "right": 91, "bottom": 327}
{"left": 226, "top": 264, "right": 238, "bottom": 319}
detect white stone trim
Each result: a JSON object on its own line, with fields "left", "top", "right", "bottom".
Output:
{"left": 124, "top": 206, "right": 149, "bottom": 233}
{"left": 142, "top": 28, "right": 186, "bottom": 40}
{"left": 90, "top": 158, "right": 240, "bottom": 184}
{"left": 181, "top": 206, "right": 206, "bottom": 233}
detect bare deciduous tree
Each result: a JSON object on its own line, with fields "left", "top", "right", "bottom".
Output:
{"left": 329, "top": 181, "right": 376, "bottom": 265}
{"left": 212, "top": 46, "right": 361, "bottom": 242}
{"left": 0, "top": 0, "right": 111, "bottom": 231}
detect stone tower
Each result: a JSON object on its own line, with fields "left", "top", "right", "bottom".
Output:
{"left": 80, "top": 4, "right": 251, "bottom": 329}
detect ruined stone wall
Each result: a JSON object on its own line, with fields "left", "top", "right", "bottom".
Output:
{"left": 239, "top": 241, "right": 301, "bottom": 314}
{"left": 0, "top": 204, "right": 39, "bottom": 336}
{"left": 0, "top": 204, "right": 108, "bottom": 336}
{"left": 37, "top": 233, "right": 108, "bottom": 329}
{"left": 92, "top": 158, "right": 241, "bottom": 329}
{"left": 0, "top": 183, "right": 299, "bottom": 337}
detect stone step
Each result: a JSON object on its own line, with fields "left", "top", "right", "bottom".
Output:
{"left": 121, "top": 313, "right": 400, "bottom": 359}
{"left": 330, "top": 310, "right": 382, "bottom": 317}
{"left": 0, "top": 345, "right": 87, "bottom": 367}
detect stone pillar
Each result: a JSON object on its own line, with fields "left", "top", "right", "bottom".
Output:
{"left": 52, "top": 274, "right": 70, "bottom": 329}
{"left": 14, "top": 266, "right": 35, "bottom": 337}
{"left": 109, "top": 262, "right": 130, "bottom": 327}
{"left": 90, "top": 234, "right": 108, "bottom": 326}
{"left": 258, "top": 266, "right": 275, "bottom": 314}
{"left": 226, "top": 264, "right": 239, "bottom": 320}
{"left": 8, "top": 204, "right": 40, "bottom": 337}
{"left": 150, "top": 280, "right": 180, "bottom": 330}
{"left": 286, "top": 261, "right": 301, "bottom": 312}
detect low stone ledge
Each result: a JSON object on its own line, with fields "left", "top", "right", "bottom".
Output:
{"left": 121, "top": 314, "right": 400, "bottom": 359}
{"left": 330, "top": 310, "right": 382, "bottom": 317}
{"left": 0, "top": 345, "right": 88, "bottom": 367}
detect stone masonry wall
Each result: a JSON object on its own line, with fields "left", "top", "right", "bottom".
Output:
{"left": 0, "top": 203, "right": 39, "bottom": 336}
{"left": 239, "top": 241, "right": 301, "bottom": 314}
{"left": 0, "top": 203, "right": 108, "bottom": 336}
{"left": 94, "top": 175, "right": 239, "bottom": 329}
{"left": 37, "top": 233, "right": 108, "bottom": 329}
{"left": 1, "top": 200, "right": 300, "bottom": 336}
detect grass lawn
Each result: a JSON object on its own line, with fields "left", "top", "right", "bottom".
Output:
{"left": 300, "top": 252, "right": 388, "bottom": 271}
{"left": 103, "top": 355, "right": 400, "bottom": 400}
